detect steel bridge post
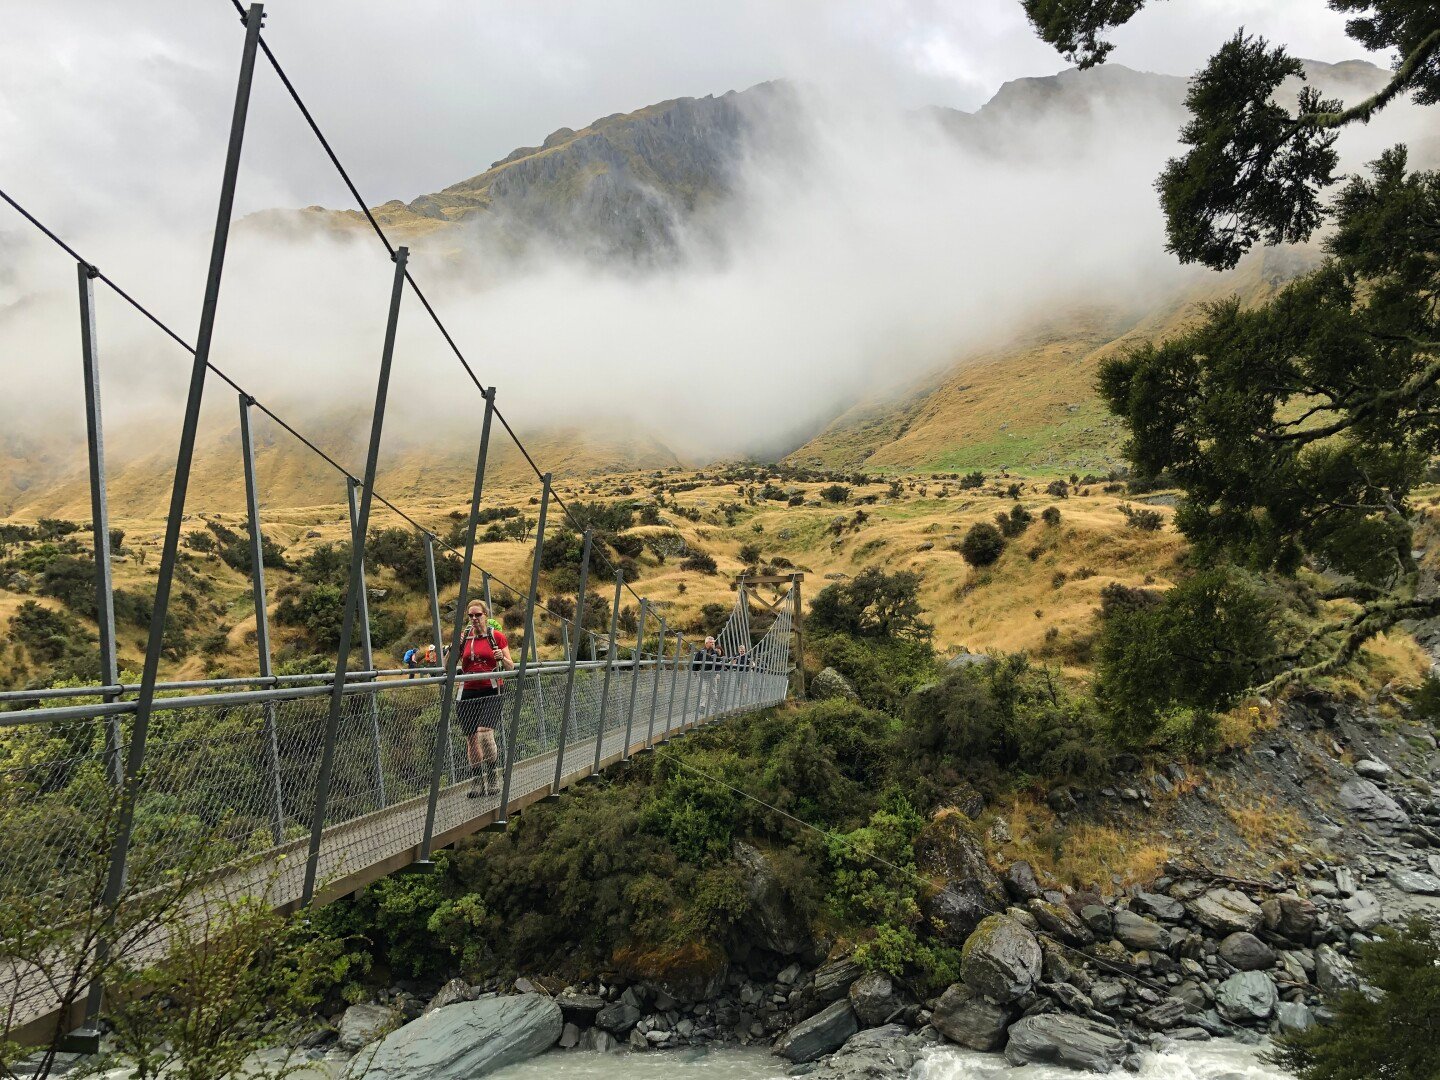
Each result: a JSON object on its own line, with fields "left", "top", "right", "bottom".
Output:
{"left": 90, "top": 3, "right": 265, "bottom": 1026}
{"left": 496, "top": 474, "right": 550, "bottom": 825}
{"left": 419, "top": 391, "right": 494, "bottom": 862}
{"left": 646, "top": 616, "right": 665, "bottom": 747}
{"left": 239, "top": 393, "right": 285, "bottom": 846}
{"left": 622, "top": 600, "right": 646, "bottom": 760}
{"left": 77, "top": 263, "right": 122, "bottom": 790}
{"left": 682, "top": 635, "right": 696, "bottom": 729}
{"left": 552, "top": 529, "right": 592, "bottom": 791}
{"left": 421, "top": 531, "right": 456, "bottom": 790}
{"left": 347, "top": 476, "right": 387, "bottom": 808}
{"left": 592, "top": 572, "right": 622, "bottom": 775}
{"left": 665, "top": 630, "right": 682, "bottom": 737}
{"left": 301, "top": 245, "right": 409, "bottom": 905}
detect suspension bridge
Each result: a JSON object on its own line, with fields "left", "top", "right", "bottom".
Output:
{"left": 0, "top": 2, "right": 800, "bottom": 1052}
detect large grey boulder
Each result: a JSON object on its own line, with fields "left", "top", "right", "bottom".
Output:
{"left": 1003, "top": 861, "right": 1043, "bottom": 902}
{"left": 1028, "top": 899, "right": 1095, "bottom": 946}
{"left": 1387, "top": 866, "right": 1440, "bottom": 895}
{"left": 1004, "top": 1014, "right": 1129, "bottom": 1073}
{"left": 773, "top": 1000, "right": 860, "bottom": 1063}
{"left": 594, "top": 1001, "right": 640, "bottom": 1035}
{"left": 1188, "top": 889, "right": 1264, "bottom": 935}
{"left": 812, "top": 956, "right": 865, "bottom": 1002}
{"left": 811, "top": 667, "right": 860, "bottom": 702}
{"left": 914, "top": 812, "right": 1007, "bottom": 906}
{"left": 1355, "top": 758, "right": 1392, "bottom": 780}
{"left": 1261, "top": 894, "right": 1318, "bottom": 939}
{"left": 1214, "top": 972, "right": 1278, "bottom": 1024}
{"left": 555, "top": 990, "right": 604, "bottom": 1027}
{"left": 803, "top": 1025, "right": 916, "bottom": 1080}
{"left": 1113, "top": 909, "right": 1169, "bottom": 952}
{"left": 849, "top": 972, "right": 904, "bottom": 1028}
{"left": 924, "top": 880, "right": 992, "bottom": 944}
{"left": 734, "top": 841, "right": 811, "bottom": 955}
{"left": 345, "top": 994, "right": 562, "bottom": 1080}
{"left": 1276, "top": 1002, "right": 1316, "bottom": 1036}
{"left": 931, "top": 983, "right": 1015, "bottom": 1051}
{"left": 1131, "top": 891, "right": 1185, "bottom": 922}
{"left": 1218, "top": 932, "right": 1276, "bottom": 972}
{"left": 1337, "top": 778, "right": 1410, "bottom": 827}
{"left": 1315, "top": 945, "right": 1360, "bottom": 995}
{"left": 962, "top": 915, "right": 1042, "bottom": 1004}
{"left": 337, "top": 1003, "right": 400, "bottom": 1051}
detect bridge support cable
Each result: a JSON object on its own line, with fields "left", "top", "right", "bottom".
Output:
{"left": 239, "top": 393, "right": 287, "bottom": 847}
{"left": 551, "top": 529, "right": 593, "bottom": 792}
{"left": 496, "top": 474, "right": 551, "bottom": 826}
{"left": 346, "top": 476, "right": 387, "bottom": 809}
{"left": 88, "top": 2, "right": 266, "bottom": 1033}
{"left": 302, "top": 245, "right": 408, "bottom": 905}
{"left": 76, "top": 263, "right": 123, "bottom": 792}
{"left": 419, "top": 389, "right": 496, "bottom": 864}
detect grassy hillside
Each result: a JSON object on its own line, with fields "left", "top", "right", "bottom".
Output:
{"left": 787, "top": 245, "right": 1320, "bottom": 475}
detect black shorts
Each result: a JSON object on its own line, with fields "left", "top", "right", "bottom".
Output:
{"left": 457, "top": 687, "right": 503, "bottom": 737}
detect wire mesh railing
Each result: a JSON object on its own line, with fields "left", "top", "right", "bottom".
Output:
{"left": 0, "top": 595, "right": 793, "bottom": 1038}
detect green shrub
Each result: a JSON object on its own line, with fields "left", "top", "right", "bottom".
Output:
{"left": 819, "top": 484, "right": 852, "bottom": 504}
{"left": 959, "top": 523, "right": 1005, "bottom": 567}
{"left": 679, "top": 551, "right": 718, "bottom": 574}
{"left": 1271, "top": 917, "right": 1440, "bottom": 1080}
{"left": 813, "top": 633, "right": 936, "bottom": 712}
{"left": 9, "top": 600, "right": 90, "bottom": 665}
{"left": 809, "top": 567, "right": 931, "bottom": 641}
{"left": 1119, "top": 504, "right": 1164, "bottom": 532}
{"left": 1096, "top": 568, "right": 1274, "bottom": 749}
{"left": 1041, "top": 506, "right": 1062, "bottom": 526}
{"left": 959, "top": 472, "right": 985, "bottom": 490}
{"left": 995, "top": 506, "right": 1033, "bottom": 538}
{"left": 1408, "top": 673, "right": 1440, "bottom": 723}
{"left": 738, "top": 543, "right": 762, "bottom": 565}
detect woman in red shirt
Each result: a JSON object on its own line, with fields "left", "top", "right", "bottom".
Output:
{"left": 457, "top": 599, "right": 514, "bottom": 797}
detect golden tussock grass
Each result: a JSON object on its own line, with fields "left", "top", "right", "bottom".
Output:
{"left": 987, "top": 794, "right": 1171, "bottom": 894}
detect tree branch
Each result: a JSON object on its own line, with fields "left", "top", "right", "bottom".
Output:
{"left": 1294, "top": 29, "right": 1440, "bottom": 131}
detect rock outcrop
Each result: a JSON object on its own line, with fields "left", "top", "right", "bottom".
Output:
{"left": 346, "top": 994, "right": 561, "bottom": 1080}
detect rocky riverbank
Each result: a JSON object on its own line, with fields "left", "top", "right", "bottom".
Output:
{"left": 304, "top": 686, "right": 1440, "bottom": 1077}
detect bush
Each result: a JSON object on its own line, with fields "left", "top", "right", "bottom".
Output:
{"left": 959, "top": 471, "right": 985, "bottom": 490}
{"left": 679, "top": 551, "right": 718, "bottom": 574}
{"left": 610, "top": 533, "right": 644, "bottom": 560}
{"left": 1271, "top": 917, "right": 1440, "bottom": 1080}
{"left": 9, "top": 600, "right": 90, "bottom": 665}
{"left": 1045, "top": 480, "right": 1069, "bottom": 498}
{"left": 809, "top": 567, "right": 931, "bottom": 641}
{"left": 1041, "top": 506, "right": 1062, "bottom": 526}
{"left": 813, "top": 633, "right": 936, "bottom": 712}
{"left": 995, "top": 506, "right": 1033, "bottom": 537}
{"left": 1096, "top": 568, "right": 1275, "bottom": 749}
{"left": 1119, "top": 504, "right": 1164, "bottom": 532}
{"left": 738, "top": 543, "right": 762, "bottom": 565}
{"left": 819, "top": 484, "right": 851, "bottom": 504}
{"left": 959, "top": 523, "right": 1005, "bottom": 567}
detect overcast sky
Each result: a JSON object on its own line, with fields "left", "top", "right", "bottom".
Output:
{"left": 0, "top": 0, "right": 1381, "bottom": 231}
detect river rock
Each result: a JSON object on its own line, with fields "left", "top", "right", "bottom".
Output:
{"left": 425, "top": 979, "right": 476, "bottom": 1014}
{"left": 1354, "top": 758, "right": 1391, "bottom": 780}
{"left": 1261, "top": 894, "right": 1318, "bottom": 939}
{"left": 924, "top": 879, "right": 993, "bottom": 944}
{"left": 734, "top": 841, "right": 812, "bottom": 955}
{"left": 1004, "top": 861, "right": 1043, "bottom": 902}
{"left": 337, "top": 1003, "right": 401, "bottom": 1051}
{"left": 1214, "top": 972, "right": 1277, "bottom": 1024}
{"left": 773, "top": 1000, "right": 859, "bottom": 1063}
{"left": 849, "top": 972, "right": 904, "bottom": 1028}
{"left": 914, "top": 811, "right": 1007, "bottom": 906}
{"left": 804, "top": 1025, "right": 916, "bottom": 1080}
{"left": 1315, "top": 945, "right": 1359, "bottom": 995}
{"left": 1337, "top": 778, "right": 1410, "bottom": 827}
{"left": 811, "top": 667, "right": 860, "bottom": 702}
{"left": 1131, "top": 891, "right": 1184, "bottom": 922}
{"left": 1386, "top": 866, "right": 1440, "bottom": 895}
{"left": 1188, "top": 889, "right": 1264, "bottom": 935}
{"left": 1113, "top": 909, "right": 1170, "bottom": 952}
{"left": 1218, "top": 932, "right": 1276, "bottom": 972}
{"left": 931, "top": 983, "right": 1014, "bottom": 1051}
{"left": 345, "top": 994, "right": 562, "bottom": 1079}
{"left": 812, "top": 956, "right": 865, "bottom": 1002}
{"left": 962, "top": 915, "right": 1042, "bottom": 1004}
{"left": 1089, "top": 981, "right": 1127, "bottom": 1013}
{"left": 1080, "top": 905, "right": 1114, "bottom": 938}
{"left": 1028, "top": 899, "right": 1095, "bottom": 946}
{"left": 1276, "top": 1001, "right": 1316, "bottom": 1036}
{"left": 1137, "top": 999, "right": 1188, "bottom": 1031}
{"left": 594, "top": 1001, "right": 641, "bottom": 1034}
{"left": 1004, "top": 1014, "right": 1129, "bottom": 1072}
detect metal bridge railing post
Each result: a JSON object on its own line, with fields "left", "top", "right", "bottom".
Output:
{"left": 682, "top": 636, "right": 696, "bottom": 729}
{"left": 497, "top": 473, "right": 551, "bottom": 825}
{"left": 621, "top": 600, "right": 647, "bottom": 760}
{"left": 239, "top": 392, "right": 285, "bottom": 846}
{"left": 592, "top": 571, "right": 622, "bottom": 775}
{"left": 552, "top": 529, "right": 593, "bottom": 791}
{"left": 347, "top": 476, "right": 387, "bottom": 808}
{"left": 302, "top": 244, "right": 409, "bottom": 905}
{"left": 77, "top": 263, "right": 123, "bottom": 791}
{"left": 90, "top": 3, "right": 266, "bottom": 1023}
{"left": 646, "top": 616, "right": 666, "bottom": 748}
{"left": 419, "top": 391, "right": 494, "bottom": 862}
{"left": 665, "top": 630, "right": 682, "bottom": 737}
{"left": 421, "top": 532, "right": 454, "bottom": 803}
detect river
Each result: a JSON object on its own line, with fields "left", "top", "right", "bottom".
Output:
{"left": 483, "top": 1040, "right": 1296, "bottom": 1079}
